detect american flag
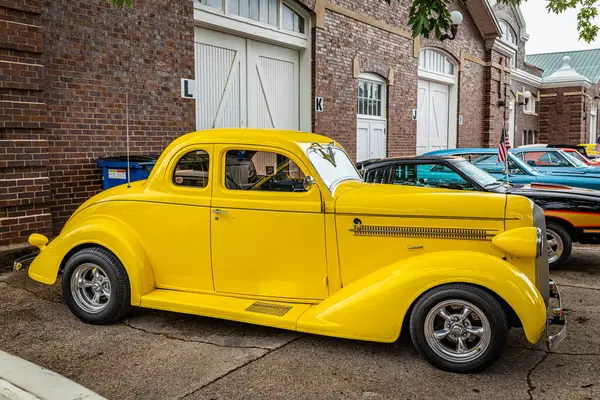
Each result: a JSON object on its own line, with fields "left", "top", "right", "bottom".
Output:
{"left": 596, "top": 135, "right": 600, "bottom": 152}
{"left": 498, "top": 127, "right": 511, "bottom": 163}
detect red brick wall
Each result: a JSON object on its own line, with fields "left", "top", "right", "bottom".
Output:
{"left": 539, "top": 86, "right": 586, "bottom": 144}
{"left": 42, "top": 0, "right": 196, "bottom": 235}
{"left": 513, "top": 83, "right": 539, "bottom": 145}
{"left": 0, "top": 0, "right": 53, "bottom": 250}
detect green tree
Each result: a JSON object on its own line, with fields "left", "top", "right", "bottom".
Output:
{"left": 107, "top": 0, "right": 600, "bottom": 43}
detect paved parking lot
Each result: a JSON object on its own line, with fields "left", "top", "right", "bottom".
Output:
{"left": 1, "top": 246, "right": 599, "bottom": 400}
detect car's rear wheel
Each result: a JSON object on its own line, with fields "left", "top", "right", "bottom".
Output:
{"left": 546, "top": 221, "right": 572, "bottom": 269}
{"left": 62, "top": 247, "right": 130, "bottom": 324}
{"left": 409, "top": 284, "right": 508, "bottom": 373}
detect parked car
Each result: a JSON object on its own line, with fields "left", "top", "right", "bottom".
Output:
{"left": 425, "top": 148, "right": 600, "bottom": 190}
{"left": 18, "top": 129, "right": 565, "bottom": 373}
{"left": 580, "top": 143, "right": 600, "bottom": 159}
{"left": 518, "top": 144, "right": 590, "bottom": 158}
{"left": 510, "top": 147, "right": 600, "bottom": 175}
{"left": 561, "top": 147, "right": 600, "bottom": 166}
{"left": 357, "top": 155, "right": 600, "bottom": 268}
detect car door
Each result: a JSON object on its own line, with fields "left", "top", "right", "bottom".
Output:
{"left": 123, "top": 145, "right": 214, "bottom": 293}
{"left": 210, "top": 144, "right": 328, "bottom": 300}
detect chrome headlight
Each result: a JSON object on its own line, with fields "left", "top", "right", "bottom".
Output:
{"left": 536, "top": 227, "right": 544, "bottom": 258}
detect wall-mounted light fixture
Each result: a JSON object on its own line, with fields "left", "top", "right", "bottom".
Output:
{"left": 440, "top": 11, "right": 464, "bottom": 41}
{"left": 518, "top": 90, "right": 532, "bottom": 106}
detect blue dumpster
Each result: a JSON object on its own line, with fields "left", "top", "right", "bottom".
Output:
{"left": 97, "top": 155, "right": 158, "bottom": 190}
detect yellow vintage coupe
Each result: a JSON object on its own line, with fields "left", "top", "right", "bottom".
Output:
{"left": 22, "top": 129, "right": 565, "bottom": 373}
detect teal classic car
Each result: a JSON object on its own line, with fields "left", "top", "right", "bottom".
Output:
{"left": 425, "top": 148, "right": 600, "bottom": 191}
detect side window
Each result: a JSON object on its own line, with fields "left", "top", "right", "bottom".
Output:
{"left": 173, "top": 150, "right": 209, "bottom": 188}
{"left": 393, "top": 163, "right": 476, "bottom": 190}
{"left": 470, "top": 154, "right": 525, "bottom": 175}
{"left": 224, "top": 150, "right": 307, "bottom": 192}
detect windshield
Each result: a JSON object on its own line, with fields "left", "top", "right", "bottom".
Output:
{"left": 561, "top": 150, "right": 588, "bottom": 167}
{"left": 306, "top": 143, "right": 361, "bottom": 191}
{"left": 454, "top": 160, "right": 500, "bottom": 188}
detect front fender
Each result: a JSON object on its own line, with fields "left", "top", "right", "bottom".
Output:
{"left": 28, "top": 215, "right": 155, "bottom": 306}
{"left": 297, "top": 251, "right": 546, "bottom": 344}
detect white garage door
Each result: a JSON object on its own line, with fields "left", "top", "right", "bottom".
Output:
{"left": 417, "top": 79, "right": 450, "bottom": 155}
{"left": 195, "top": 27, "right": 299, "bottom": 130}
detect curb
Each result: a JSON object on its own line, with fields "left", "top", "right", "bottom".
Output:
{"left": 0, "top": 351, "right": 106, "bottom": 400}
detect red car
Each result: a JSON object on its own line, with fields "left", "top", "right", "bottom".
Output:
{"left": 561, "top": 148, "right": 600, "bottom": 166}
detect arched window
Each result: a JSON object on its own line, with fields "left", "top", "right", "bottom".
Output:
{"left": 418, "top": 48, "right": 456, "bottom": 77}
{"left": 499, "top": 20, "right": 516, "bottom": 44}
{"left": 357, "top": 73, "right": 386, "bottom": 119}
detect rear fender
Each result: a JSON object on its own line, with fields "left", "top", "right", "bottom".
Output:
{"left": 297, "top": 251, "right": 546, "bottom": 344}
{"left": 28, "top": 216, "right": 155, "bottom": 306}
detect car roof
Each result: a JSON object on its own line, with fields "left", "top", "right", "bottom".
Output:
{"left": 168, "top": 128, "right": 335, "bottom": 149}
{"left": 357, "top": 155, "right": 461, "bottom": 169}
{"left": 510, "top": 147, "right": 562, "bottom": 152}
{"left": 426, "top": 148, "right": 497, "bottom": 154}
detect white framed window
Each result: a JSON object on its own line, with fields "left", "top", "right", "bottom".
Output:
{"left": 194, "top": 0, "right": 306, "bottom": 37}
{"left": 357, "top": 73, "right": 386, "bottom": 119}
{"left": 418, "top": 48, "right": 455, "bottom": 77}
{"left": 524, "top": 96, "right": 536, "bottom": 115}
{"left": 499, "top": 20, "right": 517, "bottom": 45}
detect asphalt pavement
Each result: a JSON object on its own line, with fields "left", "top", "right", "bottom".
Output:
{"left": 1, "top": 245, "right": 599, "bottom": 400}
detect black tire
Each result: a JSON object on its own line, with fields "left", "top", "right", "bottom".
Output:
{"left": 409, "top": 284, "right": 508, "bottom": 373}
{"left": 62, "top": 247, "right": 131, "bottom": 324}
{"left": 546, "top": 221, "right": 572, "bottom": 269}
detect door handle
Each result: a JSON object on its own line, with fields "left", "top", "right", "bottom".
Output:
{"left": 212, "top": 208, "right": 227, "bottom": 215}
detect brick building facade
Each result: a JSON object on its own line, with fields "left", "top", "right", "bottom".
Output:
{"left": 0, "top": 0, "right": 538, "bottom": 252}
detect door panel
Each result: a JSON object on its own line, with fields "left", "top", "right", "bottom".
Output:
{"left": 356, "top": 120, "right": 370, "bottom": 162}
{"left": 195, "top": 28, "right": 246, "bottom": 129}
{"left": 194, "top": 28, "right": 301, "bottom": 131}
{"left": 416, "top": 80, "right": 429, "bottom": 155}
{"left": 428, "top": 82, "right": 449, "bottom": 152}
{"left": 210, "top": 144, "right": 328, "bottom": 300}
{"left": 356, "top": 119, "right": 386, "bottom": 161}
{"left": 247, "top": 40, "right": 299, "bottom": 130}
{"left": 417, "top": 80, "right": 450, "bottom": 154}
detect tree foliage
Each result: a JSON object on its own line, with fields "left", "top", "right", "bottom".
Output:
{"left": 108, "top": 0, "right": 600, "bottom": 43}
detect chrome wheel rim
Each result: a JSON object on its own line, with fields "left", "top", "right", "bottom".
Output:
{"left": 70, "top": 263, "right": 111, "bottom": 313}
{"left": 424, "top": 300, "right": 491, "bottom": 364}
{"left": 547, "top": 229, "right": 564, "bottom": 265}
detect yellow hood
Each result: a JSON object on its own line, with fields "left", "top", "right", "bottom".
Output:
{"left": 334, "top": 182, "right": 507, "bottom": 219}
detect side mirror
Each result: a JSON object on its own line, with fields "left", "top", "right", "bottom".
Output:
{"left": 303, "top": 176, "right": 316, "bottom": 191}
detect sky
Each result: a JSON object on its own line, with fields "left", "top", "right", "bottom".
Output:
{"left": 520, "top": 0, "right": 600, "bottom": 54}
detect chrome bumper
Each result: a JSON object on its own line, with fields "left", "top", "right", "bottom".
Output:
{"left": 545, "top": 279, "right": 567, "bottom": 349}
{"left": 13, "top": 253, "right": 37, "bottom": 272}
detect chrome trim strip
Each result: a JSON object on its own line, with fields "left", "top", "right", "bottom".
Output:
{"left": 349, "top": 225, "right": 498, "bottom": 241}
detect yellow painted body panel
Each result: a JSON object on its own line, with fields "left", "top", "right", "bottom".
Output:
{"left": 297, "top": 251, "right": 547, "bottom": 343}
{"left": 141, "top": 290, "right": 312, "bottom": 331}
{"left": 26, "top": 129, "right": 547, "bottom": 347}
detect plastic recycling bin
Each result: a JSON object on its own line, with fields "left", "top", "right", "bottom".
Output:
{"left": 97, "top": 155, "right": 158, "bottom": 190}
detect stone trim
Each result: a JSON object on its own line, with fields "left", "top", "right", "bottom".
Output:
{"left": 323, "top": 1, "right": 413, "bottom": 39}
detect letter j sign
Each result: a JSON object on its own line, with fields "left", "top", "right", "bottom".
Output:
{"left": 315, "top": 97, "right": 324, "bottom": 112}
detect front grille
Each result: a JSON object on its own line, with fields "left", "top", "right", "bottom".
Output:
{"left": 533, "top": 204, "right": 550, "bottom": 305}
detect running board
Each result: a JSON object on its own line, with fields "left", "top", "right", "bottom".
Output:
{"left": 140, "top": 289, "right": 313, "bottom": 331}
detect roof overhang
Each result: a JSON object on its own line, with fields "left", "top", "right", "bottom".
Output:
{"left": 466, "top": 0, "right": 502, "bottom": 40}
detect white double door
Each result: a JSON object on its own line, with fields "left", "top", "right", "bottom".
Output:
{"left": 194, "top": 27, "right": 299, "bottom": 130}
{"left": 356, "top": 120, "right": 386, "bottom": 162}
{"left": 417, "top": 80, "right": 450, "bottom": 155}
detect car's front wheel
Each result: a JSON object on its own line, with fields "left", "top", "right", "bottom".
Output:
{"left": 546, "top": 221, "right": 572, "bottom": 269}
{"left": 409, "top": 284, "right": 508, "bottom": 373}
{"left": 62, "top": 247, "right": 131, "bottom": 324}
